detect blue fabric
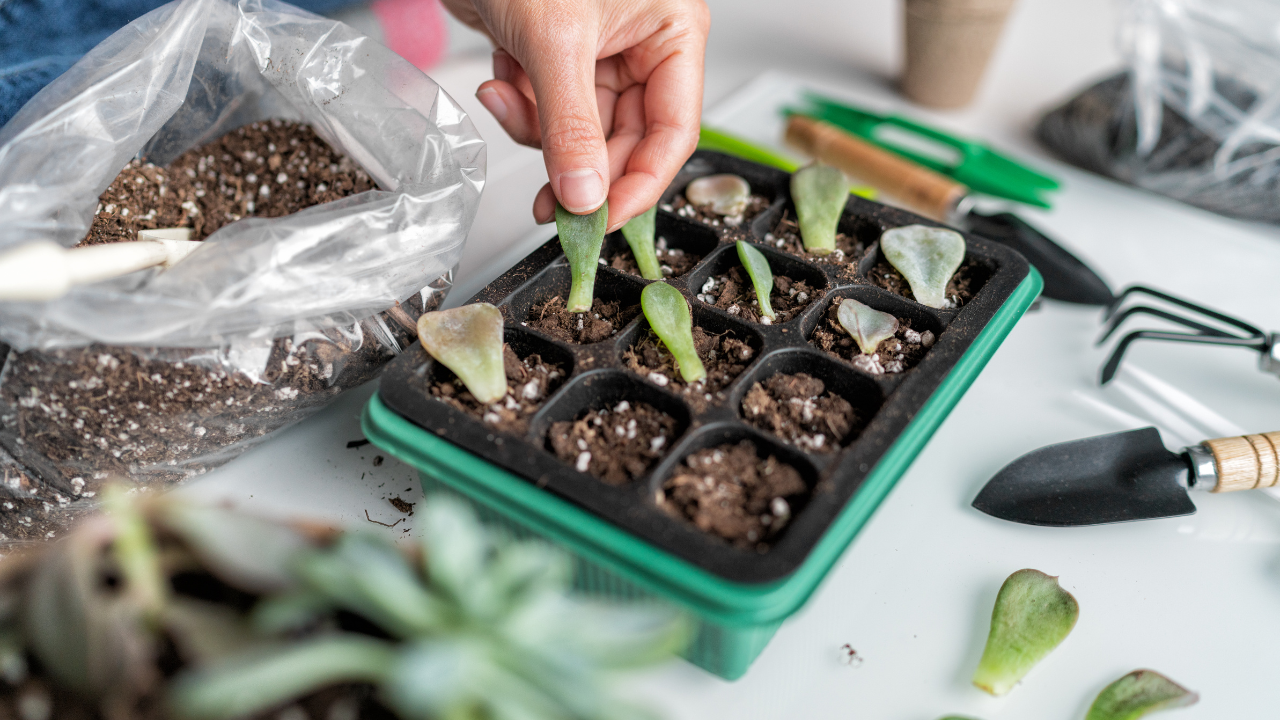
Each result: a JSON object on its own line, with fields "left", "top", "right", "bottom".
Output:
{"left": 0, "top": 0, "right": 362, "bottom": 128}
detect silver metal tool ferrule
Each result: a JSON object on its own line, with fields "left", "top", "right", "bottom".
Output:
{"left": 1262, "top": 333, "right": 1280, "bottom": 378}
{"left": 1183, "top": 444, "right": 1218, "bottom": 492}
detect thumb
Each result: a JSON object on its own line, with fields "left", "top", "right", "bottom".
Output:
{"left": 521, "top": 30, "right": 609, "bottom": 215}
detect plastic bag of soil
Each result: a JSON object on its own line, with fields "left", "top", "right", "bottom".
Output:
{"left": 0, "top": 0, "right": 485, "bottom": 542}
{"left": 1037, "top": 0, "right": 1280, "bottom": 223}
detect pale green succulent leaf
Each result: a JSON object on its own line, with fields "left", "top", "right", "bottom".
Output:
{"left": 640, "top": 282, "right": 706, "bottom": 383}
{"left": 488, "top": 541, "right": 572, "bottom": 611}
{"left": 1085, "top": 670, "right": 1198, "bottom": 720}
{"left": 621, "top": 206, "right": 661, "bottom": 280}
{"left": 249, "top": 590, "right": 332, "bottom": 635}
{"left": 419, "top": 496, "right": 497, "bottom": 614}
{"left": 418, "top": 303, "right": 507, "bottom": 405}
{"left": 520, "top": 599, "right": 691, "bottom": 670}
{"left": 972, "top": 569, "right": 1079, "bottom": 696}
{"left": 158, "top": 501, "right": 311, "bottom": 594}
{"left": 556, "top": 202, "right": 609, "bottom": 312}
{"left": 686, "top": 174, "right": 750, "bottom": 216}
{"left": 791, "top": 163, "right": 846, "bottom": 255}
{"left": 106, "top": 487, "right": 168, "bottom": 616}
{"left": 736, "top": 241, "right": 775, "bottom": 319}
{"left": 168, "top": 634, "right": 396, "bottom": 720}
{"left": 880, "top": 224, "right": 966, "bottom": 308}
{"left": 837, "top": 298, "right": 899, "bottom": 355}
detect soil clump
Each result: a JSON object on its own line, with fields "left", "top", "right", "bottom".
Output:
{"left": 741, "top": 373, "right": 858, "bottom": 453}
{"left": 623, "top": 327, "right": 755, "bottom": 407}
{"left": 524, "top": 296, "right": 639, "bottom": 345}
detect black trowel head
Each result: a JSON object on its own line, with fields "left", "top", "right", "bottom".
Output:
{"left": 973, "top": 427, "right": 1197, "bottom": 527}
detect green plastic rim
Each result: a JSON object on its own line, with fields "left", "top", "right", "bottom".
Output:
{"left": 364, "top": 270, "right": 1043, "bottom": 627}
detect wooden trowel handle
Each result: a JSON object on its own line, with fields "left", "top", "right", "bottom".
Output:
{"left": 784, "top": 114, "right": 967, "bottom": 221}
{"left": 1204, "top": 432, "right": 1280, "bottom": 492}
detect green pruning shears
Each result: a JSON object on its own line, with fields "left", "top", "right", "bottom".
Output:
{"left": 787, "top": 92, "right": 1061, "bottom": 209}
{"left": 697, "top": 126, "right": 876, "bottom": 199}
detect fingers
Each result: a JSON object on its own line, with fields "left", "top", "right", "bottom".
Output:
{"left": 603, "top": 85, "right": 648, "bottom": 230}
{"left": 476, "top": 80, "right": 541, "bottom": 147}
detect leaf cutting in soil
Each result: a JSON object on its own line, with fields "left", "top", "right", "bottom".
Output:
{"left": 836, "top": 298, "right": 899, "bottom": 355}
{"left": 685, "top": 174, "right": 751, "bottom": 217}
{"left": 735, "top": 241, "right": 776, "bottom": 321}
{"left": 880, "top": 224, "right": 966, "bottom": 308}
{"left": 1085, "top": 670, "right": 1198, "bottom": 720}
{"left": 621, "top": 205, "right": 661, "bottom": 280}
{"left": 416, "top": 303, "right": 506, "bottom": 405}
{"left": 641, "top": 282, "right": 706, "bottom": 384}
{"left": 972, "top": 568, "right": 1079, "bottom": 696}
{"left": 556, "top": 201, "right": 609, "bottom": 312}
{"left": 791, "top": 162, "right": 847, "bottom": 255}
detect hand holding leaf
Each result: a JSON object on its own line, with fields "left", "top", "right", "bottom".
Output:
{"left": 417, "top": 304, "right": 506, "bottom": 405}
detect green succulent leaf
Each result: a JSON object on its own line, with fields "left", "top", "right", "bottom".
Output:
{"left": 158, "top": 501, "right": 311, "bottom": 594}
{"left": 972, "top": 569, "right": 1079, "bottom": 696}
{"left": 1085, "top": 670, "right": 1198, "bottom": 720}
{"left": 640, "top": 282, "right": 706, "bottom": 384}
{"left": 162, "top": 598, "right": 260, "bottom": 664}
{"left": 106, "top": 487, "right": 168, "bottom": 618}
{"left": 556, "top": 202, "right": 610, "bottom": 312}
{"left": 880, "top": 224, "right": 965, "bottom": 308}
{"left": 736, "top": 241, "right": 775, "bottom": 320}
{"left": 836, "top": 298, "right": 899, "bottom": 355}
{"left": 419, "top": 496, "right": 497, "bottom": 613}
{"left": 622, "top": 206, "right": 661, "bottom": 280}
{"left": 168, "top": 635, "right": 397, "bottom": 720}
{"left": 685, "top": 174, "right": 750, "bottom": 216}
{"left": 791, "top": 163, "right": 846, "bottom": 255}
{"left": 417, "top": 303, "right": 507, "bottom": 405}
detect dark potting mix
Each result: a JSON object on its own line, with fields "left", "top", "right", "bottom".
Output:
{"left": 0, "top": 120, "right": 431, "bottom": 543}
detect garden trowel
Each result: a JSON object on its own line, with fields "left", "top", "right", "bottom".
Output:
{"left": 972, "top": 427, "right": 1280, "bottom": 526}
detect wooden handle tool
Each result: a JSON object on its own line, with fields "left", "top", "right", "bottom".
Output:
{"left": 0, "top": 228, "right": 201, "bottom": 302}
{"left": 1200, "top": 432, "right": 1280, "bottom": 492}
{"left": 785, "top": 114, "right": 968, "bottom": 221}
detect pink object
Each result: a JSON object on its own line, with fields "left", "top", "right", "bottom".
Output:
{"left": 371, "top": 0, "right": 448, "bottom": 70}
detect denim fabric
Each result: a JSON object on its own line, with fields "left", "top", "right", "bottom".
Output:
{"left": 0, "top": 0, "right": 360, "bottom": 128}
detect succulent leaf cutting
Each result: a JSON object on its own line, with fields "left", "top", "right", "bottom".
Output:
{"left": 685, "top": 174, "right": 751, "bottom": 216}
{"left": 736, "top": 241, "right": 776, "bottom": 321}
{"left": 972, "top": 568, "right": 1079, "bottom": 696}
{"left": 791, "top": 162, "right": 847, "bottom": 255}
{"left": 622, "top": 205, "right": 662, "bottom": 280}
{"left": 417, "top": 303, "right": 507, "bottom": 405}
{"left": 880, "top": 225, "right": 966, "bottom": 308}
{"left": 836, "top": 298, "right": 900, "bottom": 355}
{"left": 1085, "top": 670, "right": 1198, "bottom": 720}
{"left": 556, "top": 201, "right": 610, "bottom": 312}
{"left": 641, "top": 281, "right": 707, "bottom": 384}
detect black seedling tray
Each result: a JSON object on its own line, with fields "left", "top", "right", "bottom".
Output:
{"left": 379, "top": 151, "right": 1031, "bottom": 585}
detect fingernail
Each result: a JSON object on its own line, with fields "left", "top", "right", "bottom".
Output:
{"left": 557, "top": 169, "right": 605, "bottom": 213}
{"left": 476, "top": 88, "right": 507, "bottom": 122}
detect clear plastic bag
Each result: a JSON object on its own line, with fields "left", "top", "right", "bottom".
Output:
{"left": 1037, "top": 0, "right": 1280, "bottom": 223}
{"left": 0, "top": 0, "right": 485, "bottom": 542}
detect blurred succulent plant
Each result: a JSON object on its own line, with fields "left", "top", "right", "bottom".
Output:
{"left": 641, "top": 281, "right": 706, "bottom": 384}
{"left": 622, "top": 206, "right": 662, "bottom": 280}
{"left": 685, "top": 174, "right": 750, "bottom": 217}
{"left": 880, "top": 225, "right": 965, "bottom": 308}
{"left": 557, "top": 202, "right": 610, "bottom": 313}
{"left": 735, "top": 241, "right": 775, "bottom": 321}
{"left": 417, "top": 303, "right": 507, "bottom": 404}
{"left": 790, "top": 163, "right": 846, "bottom": 255}
{"left": 1085, "top": 670, "right": 1197, "bottom": 720}
{"left": 0, "top": 488, "right": 689, "bottom": 720}
{"left": 972, "top": 569, "right": 1078, "bottom": 696}
{"left": 836, "top": 298, "right": 899, "bottom": 355}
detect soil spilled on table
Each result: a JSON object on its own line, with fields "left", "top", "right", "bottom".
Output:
{"left": 659, "top": 440, "right": 808, "bottom": 551}
{"left": 696, "top": 265, "right": 817, "bottom": 325}
{"left": 608, "top": 236, "right": 701, "bottom": 278}
{"left": 867, "top": 257, "right": 988, "bottom": 309}
{"left": 548, "top": 401, "right": 677, "bottom": 485}
{"left": 524, "top": 296, "right": 639, "bottom": 344}
{"left": 430, "top": 345, "right": 566, "bottom": 435}
{"left": 664, "top": 192, "right": 770, "bottom": 231}
{"left": 763, "top": 213, "right": 866, "bottom": 281}
{"left": 623, "top": 327, "right": 755, "bottom": 407}
{"left": 811, "top": 297, "right": 934, "bottom": 375}
{"left": 741, "top": 373, "right": 858, "bottom": 453}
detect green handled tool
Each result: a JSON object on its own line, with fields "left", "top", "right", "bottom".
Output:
{"left": 697, "top": 126, "right": 877, "bottom": 199}
{"left": 787, "top": 93, "right": 1060, "bottom": 209}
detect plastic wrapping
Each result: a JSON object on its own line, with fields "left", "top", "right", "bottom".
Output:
{"left": 1037, "top": 0, "right": 1280, "bottom": 223}
{"left": 0, "top": 0, "right": 485, "bottom": 542}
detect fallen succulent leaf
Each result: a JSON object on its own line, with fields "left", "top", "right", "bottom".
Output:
{"left": 836, "top": 298, "right": 899, "bottom": 355}
{"left": 972, "top": 568, "right": 1079, "bottom": 696}
{"left": 686, "top": 174, "right": 750, "bottom": 216}
{"left": 791, "top": 162, "right": 846, "bottom": 255}
{"left": 736, "top": 241, "right": 775, "bottom": 319}
{"left": 641, "top": 282, "right": 706, "bottom": 384}
{"left": 622, "top": 205, "right": 661, "bottom": 280}
{"left": 556, "top": 202, "right": 609, "bottom": 312}
{"left": 1085, "top": 670, "right": 1198, "bottom": 720}
{"left": 880, "top": 224, "right": 965, "bottom": 308}
{"left": 417, "top": 303, "right": 506, "bottom": 405}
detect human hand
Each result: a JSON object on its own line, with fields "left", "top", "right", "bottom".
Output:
{"left": 440, "top": 0, "right": 710, "bottom": 231}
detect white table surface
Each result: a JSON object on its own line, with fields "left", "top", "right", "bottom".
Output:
{"left": 181, "top": 1, "right": 1280, "bottom": 717}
